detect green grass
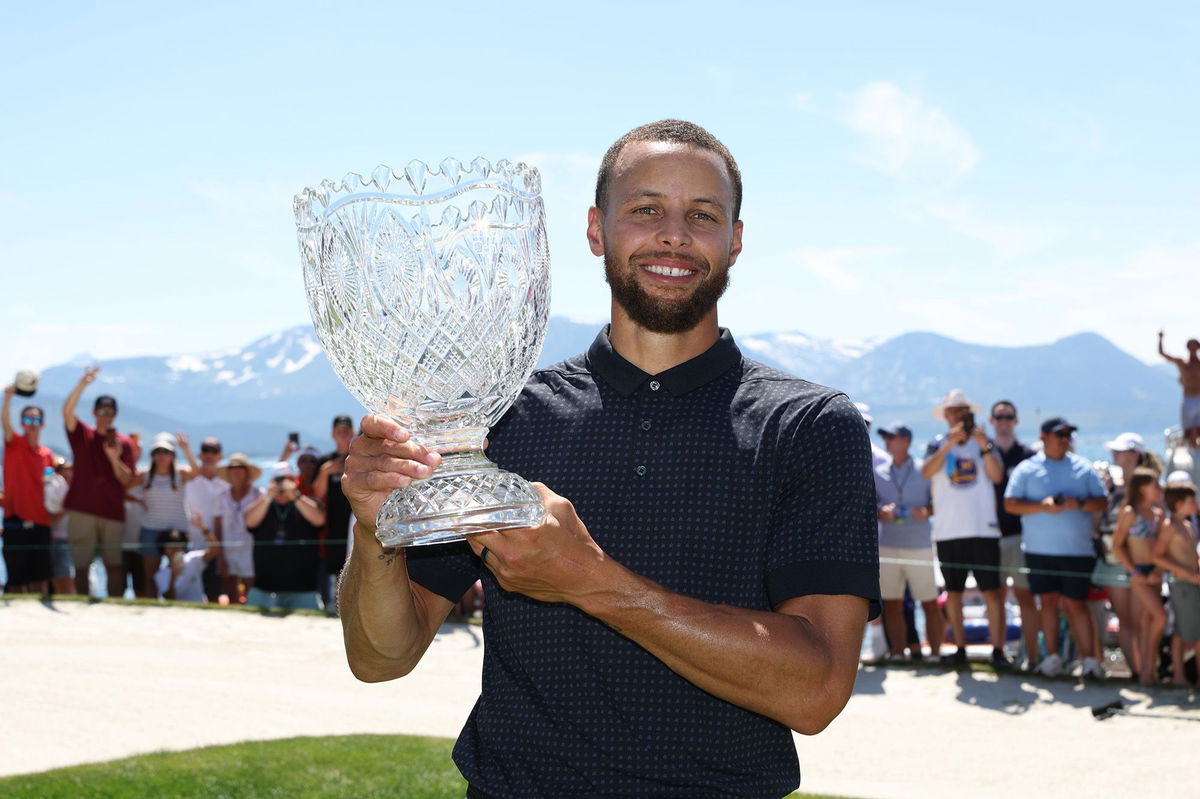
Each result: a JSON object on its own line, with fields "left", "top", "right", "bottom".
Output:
{"left": 0, "top": 734, "right": 848, "bottom": 798}
{"left": 0, "top": 735, "right": 464, "bottom": 799}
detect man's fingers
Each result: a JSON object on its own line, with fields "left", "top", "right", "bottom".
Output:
{"left": 359, "top": 414, "right": 411, "bottom": 443}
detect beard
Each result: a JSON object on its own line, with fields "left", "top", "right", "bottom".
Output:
{"left": 604, "top": 250, "right": 730, "bottom": 334}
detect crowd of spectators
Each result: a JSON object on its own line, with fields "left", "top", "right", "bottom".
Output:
{"left": 861, "top": 374, "right": 1200, "bottom": 685}
{"left": 0, "top": 366, "right": 364, "bottom": 615}
{"left": 3, "top": 337, "right": 1200, "bottom": 686}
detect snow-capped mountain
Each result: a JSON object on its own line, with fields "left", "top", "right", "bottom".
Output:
{"left": 24, "top": 318, "right": 1179, "bottom": 460}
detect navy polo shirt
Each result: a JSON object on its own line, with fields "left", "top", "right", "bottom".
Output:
{"left": 408, "top": 326, "right": 880, "bottom": 799}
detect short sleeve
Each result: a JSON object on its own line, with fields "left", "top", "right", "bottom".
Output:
{"left": 764, "top": 393, "right": 880, "bottom": 619}
{"left": 924, "top": 436, "right": 943, "bottom": 459}
{"left": 1084, "top": 465, "right": 1107, "bottom": 498}
{"left": 405, "top": 539, "right": 482, "bottom": 603}
{"left": 1004, "top": 462, "right": 1029, "bottom": 500}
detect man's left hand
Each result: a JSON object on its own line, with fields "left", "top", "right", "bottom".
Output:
{"left": 466, "top": 483, "right": 607, "bottom": 606}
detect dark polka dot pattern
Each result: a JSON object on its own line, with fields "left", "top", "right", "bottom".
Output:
{"left": 408, "top": 327, "right": 880, "bottom": 798}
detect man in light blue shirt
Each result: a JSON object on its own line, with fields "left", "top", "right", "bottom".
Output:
{"left": 874, "top": 423, "right": 941, "bottom": 660}
{"left": 1005, "top": 417, "right": 1108, "bottom": 678}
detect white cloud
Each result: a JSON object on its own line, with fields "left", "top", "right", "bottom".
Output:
{"left": 792, "top": 91, "right": 813, "bottom": 111}
{"left": 844, "top": 81, "right": 978, "bottom": 185}
{"left": 915, "top": 199, "right": 1055, "bottom": 258}
{"left": 790, "top": 246, "right": 893, "bottom": 292}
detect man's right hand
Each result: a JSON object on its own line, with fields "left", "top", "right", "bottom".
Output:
{"left": 80, "top": 366, "right": 100, "bottom": 385}
{"left": 1040, "top": 496, "right": 1060, "bottom": 514}
{"left": 3, "top": 384, "right": 14, "bottom": 400}
{"left": 342, "top": 414, "right": 442, "bottom": 535}
{"left": 877, "top": 503, "right": 896, "bottom": 522}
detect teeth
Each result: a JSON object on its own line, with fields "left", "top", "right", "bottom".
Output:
{"left": 644, "top": 265, "right": 692, "bottom": 277}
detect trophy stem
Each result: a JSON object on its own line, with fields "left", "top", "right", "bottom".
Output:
{"left": 374, "top": 443, "right": 546, "bottom": 548}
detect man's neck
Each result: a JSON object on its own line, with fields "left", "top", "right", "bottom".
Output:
{"left": 891, "top": 453, "right": 909, "bottom": 467}
{"left": 607, "top": 304, "right": 720, "bottom": 375}
{"left": 200, "top": 466, "right": 218, "bottom": 479}
{"left": 231, "top": 484, "right": 250, "bottom": 500}
{"left": 993, "top": 432, "right": 1016, "bottom": 449}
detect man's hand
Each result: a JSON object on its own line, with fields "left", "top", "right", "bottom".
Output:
{"left": 1040, "top": 497, "right": 1060, "bottom": 514}
{"left": 341, "top": 414, "right": 442, "bottom": 534}
{"left": 465, "top": 483, "right": 605, "bottom": 607}
{"left": 912, "top": 506, "right": 932, "bottom": 521}
{"left": 970, "top": 425, "right": 990, "bottom": 449}
{"left": 877, "top": 503, "right": 897, "bottom": 522}
{"left": 102, "top": 438, "right": 122, "bottom": 463}
{"left": 1060, "top": 496, "right": 1081, "bottom": 511}
{"left": 3, "top": 384, "right": 14, "bottom": 400}
{"left": 79, "top": 366, "right": 100, "bottom": 386}
{"left": 947, "top": 422, "right": 969, "bottom": 447}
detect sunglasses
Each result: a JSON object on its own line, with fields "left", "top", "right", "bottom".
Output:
{"left": 992, "top": 414, "right": 1016, "bottom": 421}
{"left": 200, "top": 447, "right": 222, "bottom": 455}
{"left": 95, "top": 408, "right": 116, "bottom": 417}
{"left": 21, "top": 416, "right": 43, "bottom": 426}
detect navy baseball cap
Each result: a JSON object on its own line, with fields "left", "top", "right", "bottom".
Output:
{"left": 877, "top": 422, "right": 913, "bottom": 439}
{"left": 332, "top": 414, "right": 354, "bottom": 429}
{"left": 1041, "top": 417, "right": 1077, "bottom": 435}
{"left": 94, "top": 395, "right": 118, "bottom": 413}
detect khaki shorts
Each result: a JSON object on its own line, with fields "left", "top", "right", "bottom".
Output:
{"left": 998, "top": 535, "right": 1030, "bottom": 590}
{"left": 879, "top": 545, "right": 939, "bottom": 603}
{"left": 67, "top": 510, "right": 126, "bottom": 568}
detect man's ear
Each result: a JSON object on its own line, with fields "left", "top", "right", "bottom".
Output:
{"left": 586, "top": 206, "right": 604, "bottom": 257}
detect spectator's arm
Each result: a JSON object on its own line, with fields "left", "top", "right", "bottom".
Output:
{"left": 1005, "top": 497, "right": 1053, "bottom": 516}
{"left": 1, "top": 384, "right": 14, "bottom": 444}
{"left": 1158, "top": 330, "right": 1184, "bottom": 365}
{"left": 279, "top": 439, "right": 299, "bottom": 463}
{"left": 176, "top": 432, "right": 199, "bottom": 479}
{"left": 244, "top": 489, "right": 273, "bottom": 529}
{"left": 1110, "top": 506, "right": 1137, "bottom": 573}
{"left": 103, "top": 439, "right": 136, "bottom": 487}
{"left": 295, "top": 493, "right": 327, "bottom": 527}
{"left": 1080, "top": 496, "right": 1108, "bottom": 513}
{"left": 981, "top": 448, "right": 1003, "bottom": 483}
{"left": 314, "top": 460, "right": 335, "bottom": 504}
{"left": 921, "top": 438, "right": 952, "bottom": 479}
{"left": 63, "top": 366, "right": 99, "bottom": 434}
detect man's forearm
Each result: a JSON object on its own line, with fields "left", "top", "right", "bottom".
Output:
{"left": 1004, "top": 498, "right": 1044, "bottom": 516}
{"left": 921, "top": 442, "right": 950, "bottom": 479}
{"left": 339, "top": 524, "right": 445, "bottom": 681}
{"left": 576, "top": 561, "right": 865, "bottom": 734}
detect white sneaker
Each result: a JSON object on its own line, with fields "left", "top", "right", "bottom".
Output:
{"left": 1081, "top": 656, "right": 1105, "bottom": 679}
{"left": 1036, "top": 653, "right": 1062, "bottom": 677}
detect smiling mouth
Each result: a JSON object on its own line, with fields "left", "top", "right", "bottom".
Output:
{"left": 643, "top": 264, "right": 696, "bottom": 277}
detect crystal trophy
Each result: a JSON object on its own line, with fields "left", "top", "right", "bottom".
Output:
{"left": 294, "top": 159, "right": 550, "bottom": 547}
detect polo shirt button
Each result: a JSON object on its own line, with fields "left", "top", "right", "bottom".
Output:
{"left": 640, "top": 420, "right": 652, "bottom": 431}
{"left": 635, "top": 465, "right": 647, "bottom": 476}
{"left": 649, "top": 380, "right": 661, "bottom": 391}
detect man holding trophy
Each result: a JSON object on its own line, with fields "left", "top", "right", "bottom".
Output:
{"left": 321, "top": 121, "right": 879, "bottom": 797}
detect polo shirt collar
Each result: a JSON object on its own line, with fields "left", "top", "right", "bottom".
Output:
{"left": 586, "top": 325, "right": 742, "bottom": 397}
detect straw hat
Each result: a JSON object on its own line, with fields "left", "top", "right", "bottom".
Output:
{"left": 217, "top": 453, "right": 263, "bottom": 482}
{"left": 931, "top": 388, "right": 981, "bottom": 421}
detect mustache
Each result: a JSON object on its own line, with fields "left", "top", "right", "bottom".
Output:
{"left": 631, "top": 251, "right": 708, "bottom": 272}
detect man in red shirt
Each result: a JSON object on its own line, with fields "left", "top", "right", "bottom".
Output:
{"left": 3, "top": 384, "right": 55, "bottom": 594}
{"left": 62, "top": 367, "right": 137, "bottom": 598}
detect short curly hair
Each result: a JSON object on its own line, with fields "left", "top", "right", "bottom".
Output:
{"left": 594, "top": 119, "right": 742, "bottom": 221}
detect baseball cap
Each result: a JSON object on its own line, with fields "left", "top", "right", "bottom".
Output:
{"left": 877, "top": 422, "right": 913, "bottom": 439}
{"left": 199, "top": 436, "right": 222, "bottom": 454}
{"left": 332, "top": 414, "right": 354, "bottom": 429}
{"left": 272, "top": 461, "right": 297, "bottom": 480}
{"left": 1166, "top": 470, "right": 1196, "bottom": 487}
{"left": 1103, "top": 432, "right": 1145, "bottom": 454}
{"left": 94, "top": 395, "right": 118, "bottom": 413}
{"left": 1040, "top": 417, "right": 1078, "bottom": 435}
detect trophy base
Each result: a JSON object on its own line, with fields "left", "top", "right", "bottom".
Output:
{"left": 375, "top": 456, "right": 545, "bottom": 548}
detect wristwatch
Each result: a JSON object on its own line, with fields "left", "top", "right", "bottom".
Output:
{"left": 980, "top": 444, "right": 994, "bottom": 455}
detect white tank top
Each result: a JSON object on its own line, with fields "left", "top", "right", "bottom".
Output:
{"left": 142, "top": 471, "right": 190, "bottom": 531}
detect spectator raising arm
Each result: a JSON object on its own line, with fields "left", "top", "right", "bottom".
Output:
{"left": 62, "top": 366, "right": 100, "bottom": 434}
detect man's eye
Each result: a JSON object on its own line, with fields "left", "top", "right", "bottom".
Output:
{"left": 692, "top": 212, "right": 716, "bottom": 222}
{"left": 632, "top": 207, "right": 656, "bottom": 215}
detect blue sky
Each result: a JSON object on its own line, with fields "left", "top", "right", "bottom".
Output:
{"left": 3, "top": 1, "right": 1198, "bottom": 385}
